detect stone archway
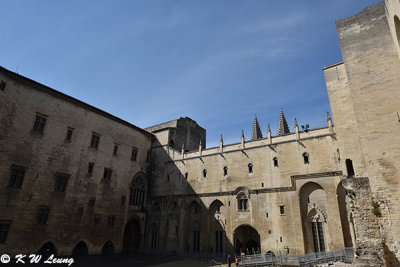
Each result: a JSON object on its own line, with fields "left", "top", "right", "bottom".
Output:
{"left": 209, "top": 200, "right": 226, "bottom": 253}
{"left": 123, "top": 219, "right": 141, "bottom": 252}
{"left": 72, "top": 241, "right": 88, "bottom": 257}
{"left": 234, "top": 225, "right": 260, "bottom": 254}
{"left": 38, "top": 242, "right": 57, "bottom": 258}
{"left": 102, "top": 241, "right": 115, "bottom": 255}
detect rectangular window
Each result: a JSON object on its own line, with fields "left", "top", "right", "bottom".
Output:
{"left": 113, "top": 144, "right": 118, "bottom": 155}
{"left": 107, "top": 216, "right": 115, "bottom": 227}
{"left": 9, "top": 165, "right": 26, "bottom": 188}
{"left": 280, "top": 205, "right": 285, "bottom": 215}
{"left": 78, "top": 207, "right": 84, "bottom": 217}
{"left": 90, "top": 133, "right": 100, "bottom": 149}
{"left": 54, "top": 173, "right": 69, "bottom": 192}
{"left": 0, "top": 220, "right": 11, "bottom": 243}
{"left": 88, "top": 198, "right": 96, "bottom": 208}
{"left": 94, "top": 215, "right": 100, "bottom": 225}
{"left": 66, "top": 127, "right": 74, "bottom": 141}
{"left": 37, "top": 206, "right": 50, "bottom": 225}
{"left": 88, "top": 162, "right": 94, "bottom": 175}
{"left": 32, "top": 114, "right": 47, "bottom": 133}
{"left": 146, "top": 150, "right": 150, "bottom": 163}
{"left": 238, "top": 199, "right": 248, "bottom": 211}
{"left": 193, "top": 230, "right": 200, "bottom": 252}
{"left": 0, "top": 81, "right": 6, "bottom": 91}
{"left": 103, "top": 168, "right": 113, "bottom": 180}
{"left": 131, "top": 147, "right": 138, "bottom": 161}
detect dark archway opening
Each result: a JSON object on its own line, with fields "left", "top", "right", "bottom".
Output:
{"left": 101, "top": 241, "right": 115, "bottom": 255}
{"left": 72, "top": 241, "right": 88, "bottom": 257}
{"left": 234, "top": 225, "right": 260, "bottom": 255}
{"left": 38, "top": 242, "right": 57, "bottom": 258}
{"left": 123, "top": 219, "right": 141, "bottom": 252}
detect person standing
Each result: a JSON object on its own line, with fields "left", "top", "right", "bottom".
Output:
{"left": 227, "top": 254, "right": 231, "bottom": 267}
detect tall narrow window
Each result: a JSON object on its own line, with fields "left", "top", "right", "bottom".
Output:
{"left": 129, "top": 176, "right": 145, "bottom": 208}
{"left": 146, "top": 150, "right": 151, "bottom": 163}
{"left": 54, "top": 173, "right": 69, "bottom": 192}
{"left": 215, "top": 230, "right": 223, "bottom": 253}
{"left": 203, "top": 169, "right": 207, "bottom": 178}
{"left": 88, "top": 198, "right": 96, "bottom": 208}
{"left": 223, "top": 167, "right": 228, "bottom": 176}
{"left": 279, "top": 205, "right": 285, "bottom": 215}
{"left": 167, "top": 174, "right": 170, "bottom": 182}
{"left": 66, "top": 127, "right": 74, "bottom": 141}
{"left": 113, "top": 144, "right": 119, "bottom": 155}
{"left": 0, "top": 81, "right": 6, "bottom": 91}
{"left": 103, "top": 168, "right": 113, "bottom": 180}
{"left": 303, "top": 152, "right": 310, "bottom": 164}
{"left": 0, "top": 221, "right": 11, "bottom": 243}
{"left": 33, "top": 114, "right": 47, "bottom": 133}
{"left": 90, "top": 133, "right": 100, "bottom": 149}
{"left": 346, "top": 159, "right": 355, "bottom": 177}
{"left": 312, "top": 222, "right": 319, "bottom": 253}
{"left": 193, "top": 230, "right": 200, "bottom": 252}
{"left": 248, "top": 163, "right": 253, "bottom": 173}
{"left": 88, "top": 162, "right": 94, "bottom": 175}
{"left": 37, "top": 206, "right": 50, "bottom": 224}
{"left": 273, "top": 157, "right": 278, "bottom": 167}
{"left": 185, "top": 172, "right": 188, "bottom": 180}
{"left": 9, "top": 165, "right": 26, "bottom": 188}
{"left": 131, "top": 147, "right": 138, "bottom": 161}
{"left": 317, "top": 222, "right": 325, "bottom": 252}
{"left": 238, "top": 199, "right": 248, "bottom": 211}
{"left": 77, "top": 207, "right": 84, "bottom": 217}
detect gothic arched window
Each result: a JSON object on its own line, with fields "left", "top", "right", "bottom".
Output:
{"left": 248, "top": 163, "right": 253, "bottom": 173}
{"left": 129, "top": 175, "right": 146, "bottom": 209}
{"left": 303, "top": 152, "right": 310, "bottom": 164}
{"left": 203, "top": 169, "right": 207, "bottom": 178}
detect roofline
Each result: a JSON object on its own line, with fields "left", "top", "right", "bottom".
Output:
{"left": 0, "top": 65, "right": 154, "bottom": 138}
{"left": 323, "top": 61, "right": 344, "bottom": 70}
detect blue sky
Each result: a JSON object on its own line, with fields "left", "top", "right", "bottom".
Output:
{"left": 1, "top": 0, "right": 381, "bottom": 147}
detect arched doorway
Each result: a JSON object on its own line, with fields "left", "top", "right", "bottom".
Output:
{"left": 101, "top": 241, "right": 115, "bottom": 255}
{"left": 209, "top": 200, "right": 226, "bottom": 253}
{"left": 337, "top": 182, "right": 353, "bottom": 248}
{"left": 299, "top": 182, "right": 329, "bottom": 253}
{"left": 38, "top": 242, "right": 57, "bottom": 258}
{"left": 184, "top": 201, "right": 202, "bottom": 252}
{"left": 234, "top": 225, "right": 260, "bottom": 254}
{"left": 123, "top": 219, "right": 141, "bottom": 252}
{"left": 72, "top": 241, "right": 88, "bottom": 257}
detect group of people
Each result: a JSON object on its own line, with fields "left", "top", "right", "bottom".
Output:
{"left": 226, "top": 254, "right": 239, "bottom": 267}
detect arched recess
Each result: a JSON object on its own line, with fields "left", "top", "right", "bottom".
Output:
{"left": 123, "top": 218, "right": 141, "bottom": 252}
{"left": 148, "top": 203, "right": 161, "bottom": 249}
{"left": 38, "top": 242, "right": 57, "bottom": 258}
{"left": 72, "top": 241, "right": 88, "bottom": 257}
{"left": 209, "top": 200, "right": 226, "bottom": 253}
{"left": 129, "top": 172, "right": 147, "bottom": 209}
{"left": 233, "top": 225, "right": 260, "bottom": 254}
{"left": 101, "top": 241, "right": 115, "bottom": 255}
{"left": 164, "top": 201, "right": 180, "bottom": 250}
{"left": 184, "top": 201, "right": 202, "bottom": 252}
{"left": 337, "top": 182, "right": 353, "bottom": 248}
{"left": 299, "top": 182, "right": 329, "bottom": 253}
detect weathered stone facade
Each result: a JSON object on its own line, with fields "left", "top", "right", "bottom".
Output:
{"left": 0, "top": 1, "right": 399, "bottom": 266}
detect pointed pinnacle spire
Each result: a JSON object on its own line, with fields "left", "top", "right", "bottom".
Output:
{"left": 241, "top": 130, "right": 245, "bottom": 149}
{"left": 277, "top": 109, "right": 290, "bottom": 136}
{"left": 220, "top": 134, "right": 223, "bottom": 143}
{"left": 294, "top": 118, "right": 298, "bottom": 128}
{"left": 241, "top": 130, "right": 245, "bottom": 139}
{"left": 251, "top": 114, "right": 263, "bottom": 140}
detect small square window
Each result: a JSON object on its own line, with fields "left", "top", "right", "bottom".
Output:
{"left": 0, "top": 81, "right": 6, "bottom": 91}
{"left": 33, "top": 114, "right": 47, "bottom": 133}
{"left": 54, "top": 173, "right": 69, "bottom": 192}
{"left": 88, "top": 162, "right": 94, "bottom": 175}
{"left": 103, "top": 168, "right": 113, "bottom": 180}
{"left": 131, "top": 147, "right": 138, "bottom": 161}
{"left": 90, "top": 133, "right": 100, "bottom": 149}
{"left": 0, "top": 220, "right": 11, "bottom": 243}
{"left": 280, "top": 205, "right": 285, "bottom": 215}
{"left": 66, "top": 127, "right": 74, "bottom": 141}
{"left": 113, "top": 144, "right": 119, "bottom": 155}
{"left": 37, "top": 206, "right": 50, "bottom": 225}
{"left": 9, "top": 165, "right": 26, "bottom": 188}
{"left": 94, "top": 215, "right": 101, "bottom": 225}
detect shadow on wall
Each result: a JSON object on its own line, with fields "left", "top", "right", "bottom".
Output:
{"left": 142, "top": 142, "right": 239, "bottom": 258}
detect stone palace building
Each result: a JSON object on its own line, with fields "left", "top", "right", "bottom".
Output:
{"left": 1, "top": 0, "right": 400, "bottom": 266}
